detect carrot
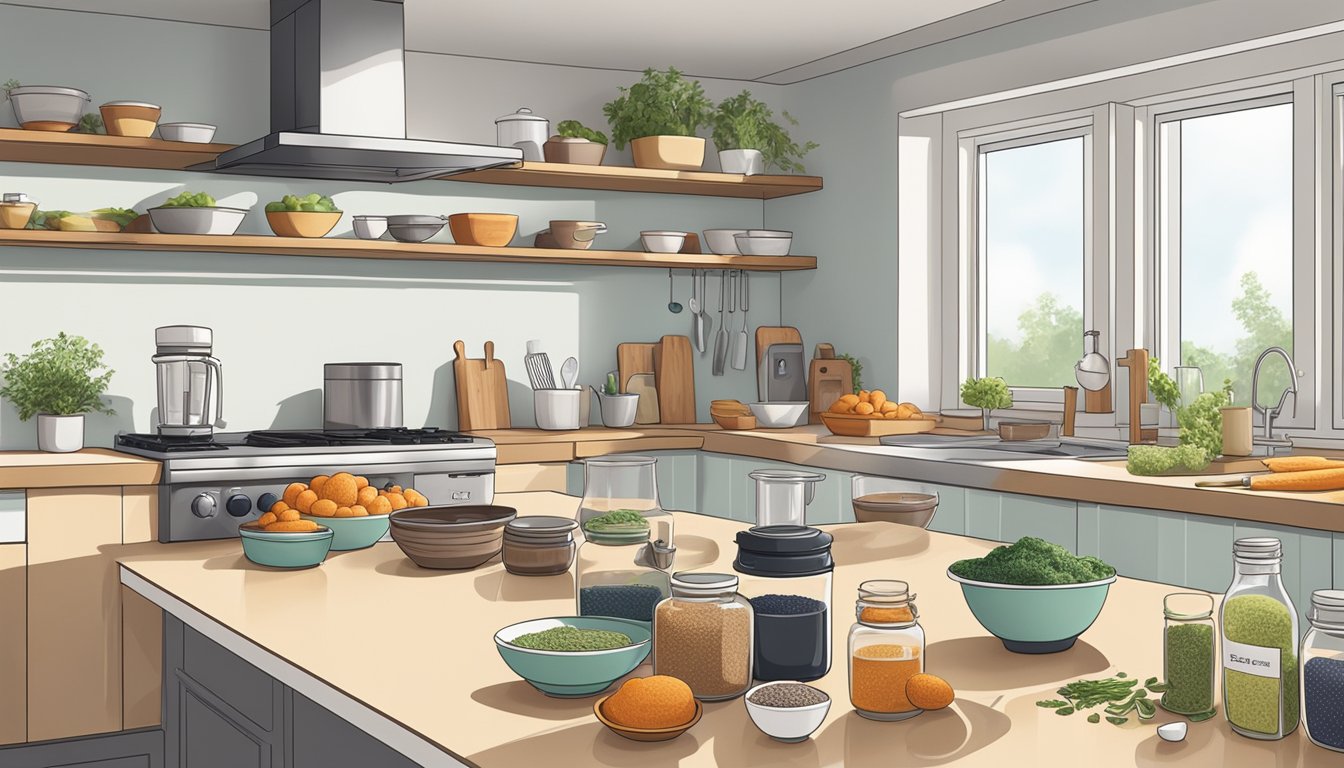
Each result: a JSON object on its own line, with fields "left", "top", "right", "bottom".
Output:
{"left": 1262, "top": 456, "right": 1344, "bottom": 473}
{"left": 1248, "top": 468, "right": 1344, "bottom": 492}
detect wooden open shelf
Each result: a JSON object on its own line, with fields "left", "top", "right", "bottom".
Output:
{"left": 0, "top": 229, "right": 817, "bottom": 271}
{"left": 0, "top": 129, "right": 822, "bottom": 199}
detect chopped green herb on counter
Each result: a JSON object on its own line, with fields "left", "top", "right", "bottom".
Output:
{"left": 583, "top": 509, "right": 650, "bottom": 533}
{"left": 950, "top": 536, "right": 1115, "bottom": 586}
{"left": 1087, "top": 713, "right": 1101, "bottom": 724}
{"left": 1037, "top": 700, "right": 1070, "bottom": 709}
{"left": 509, "top": 626, "right": 633, "bottom": 651}
{"left": 1107, "top": 716, "right": 1129, "bottom": 726}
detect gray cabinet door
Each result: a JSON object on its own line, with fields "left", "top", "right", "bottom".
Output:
{"left": 290, "top": 693, "right": 420, "bottom": 768}
{"left": 180, "top": 686, "right": 270, "bottom": 768}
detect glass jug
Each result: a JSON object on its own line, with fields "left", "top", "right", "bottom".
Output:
{"left": 750, "top": 468, "right": 825, "bottom": 527}
{"left": 577, "top": 456, "right": 673, "bottom": 546}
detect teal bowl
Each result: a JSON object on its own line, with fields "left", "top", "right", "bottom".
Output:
{"left": 947, "top": 569, "right": 1115, "bottom": 653}
{"left": 494, "top": 616, "right": 651, "bottom": 698}
{"left": 300, "top": 513, "right": 389, "bottom": 551}
{"left": 239, "top": 526, "right": 333, "bottom": 569}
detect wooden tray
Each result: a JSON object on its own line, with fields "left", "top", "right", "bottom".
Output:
{"left": 711, "top": 413, "right": 757, "bottom": 430}
{"left": 821, "top": 413, "right": 937, "bottom": 437}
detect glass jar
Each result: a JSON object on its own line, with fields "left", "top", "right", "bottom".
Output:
{"left": 1302, "top": 589, "right": 1344, "bottom": 753}
{"left": 1161, "top": 592, "right": 1216, "bottom": 716}
{"left": 848, "top": 580, "right": 924, "bottom": 721}
{"left": 1220, "top": 537, "right": 1299, "bottom": 740}
{"left": 575, "top": 528, "right": 673, "bottom": 630}
{"left": 502, "top": 516, "right": 578, "bottom": 576}
{"left": 750, "top": 468, "right": 824, "bottom": 527}
{"left": 653, "top": 572, "right": 754, "bottom": 701}
{"left": 577, "top": 455, "right": 674, "bottom": 546}
{"left": 732, "top": 525, "right": 834, "bottom": 682}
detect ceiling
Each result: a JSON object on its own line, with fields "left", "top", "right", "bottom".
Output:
{"left": 4, "top": 0, "right": 1100, "bottom": 83}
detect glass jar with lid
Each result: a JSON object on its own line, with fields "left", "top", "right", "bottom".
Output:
{"left": 1302, "top": 589, "right": 1344, "bottom": 752}
{"left": 732, "top": 525, "right": 834, "bottom": 682}
{"left": 1160, "top": 592, "right": 1216, "bottom": 717}
{"left": 577, "top": 455, "right": 674, "bottom": 547}
{"left": 653, "top": 572, "right": 754, "bottom": 701}
{"left": 502, "top": 516, "right": 578, "bottom": 576}
{"left": 1220, "top": 537, "right": 1299, "bottom": 740}
{"left": 575, "top": 525, "right": 674, "bottom": 630}
{"left": 848, "top": 579, "right": 924, "bottom": 721}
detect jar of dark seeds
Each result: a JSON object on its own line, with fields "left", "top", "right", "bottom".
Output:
{"left": 732, "top": 525, "right": 834, "bottom": 682}
{"left": 653, "top": 572, "right": 754, "bottom": 701}
{"left": 1302, "top": 589, "right": 1344, "bottom": 753}
{"left": 575, "top": 527, "right": 673, "bottom": 630}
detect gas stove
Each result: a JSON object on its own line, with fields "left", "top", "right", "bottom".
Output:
{"left": 116, "top": 428, "right": 496, "bottom": 542}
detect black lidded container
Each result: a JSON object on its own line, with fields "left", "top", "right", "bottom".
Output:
{"left": 733, "top": 525, "right": 835, "bottom": 682}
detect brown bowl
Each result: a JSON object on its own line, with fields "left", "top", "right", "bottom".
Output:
{"left": 0, "top": 202, "right": 36, "bottom": 230}
{"left": 998, "top": 420, "right": 1052, "bottom": 441}
{"left": 547, "top": 220, "right": 605, "bottom": 250}
{"left": 388, "top": 505, "right": 516, "bottom": 569}
{"left": 99, "top": 101, "right": 161, "bottom": 138}
{"left": 448, "top": 213, "right": 518, "bottom": 247}
{"left": 543, "top": 137, "right": 606, "bottom": 165}
{"left": 593, "top": 695, "right": 702, "bottom": 742}
{"left": 852, "top": 492, "right": 938, "bottom": 528}
{"left": 266, "top": 210, "right": 341, "bottom": 238}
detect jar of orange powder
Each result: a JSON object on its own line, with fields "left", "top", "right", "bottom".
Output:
{"left": 848, "top": 579, "right": 924, "bottom": 721}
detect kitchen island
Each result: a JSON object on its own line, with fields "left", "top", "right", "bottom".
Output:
{"left": 117, "top": 491, "right": 1331, "bottom": 767}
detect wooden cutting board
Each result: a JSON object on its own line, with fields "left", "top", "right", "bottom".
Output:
{"left": 755, "top": 326, "right": 803, "bottom": 370}
{"left": 653, "top": 335, "right": 696, "bottom": 424}
{"left": 617, "top": 343, "right": 657, "bottom": 393}
{"left": 809, "top": 351, "right": 853, "bottom": 425}
{"left": 453, "top": 340, "right": 511, "bottom": 430}
{"left": 626, "top": 373, "right": 660, "bottom": 424}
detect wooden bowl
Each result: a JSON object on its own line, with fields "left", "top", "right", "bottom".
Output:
{"left": 820, "top": 413, "right": 937, "bottom": 437}
{"left": 266, "top": 210, "right": 341, "bottom": 238}
{"left": 388, "top": 505, "right": 516, "bottom": 570}
{"left": 593, "top": 695, "right": 702, "bottom": 742}
{"left": 99, "top": 101, "right": 161, "bottom": 138}
{"left": 712, "top": 413, "right": 757, "bottom": 430}
{"left": 448, "top": 213, "right": 518, "bottom": 247}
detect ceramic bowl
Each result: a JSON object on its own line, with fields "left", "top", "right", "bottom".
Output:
{"left": 852, "top": 492, "right": 939, "bottom": 528}
{"left": 494, "top": 616, "right": 651, "bottom": 697}
{"left": 743, "top": 681, "right": 832, "bottom": 742}
{"left": 735, "top": 232, "right": 793, "bottom": 256}
{"left": 158, "top": 122, "right": 218, "bottom": 143}
{"left": 594, "top": 694, "right": 703, "bottom": 742}
{"left": 947, "top": 569, "right": 1116, "bottom": 653}
{"left": 448, "top": 213, "right": 518, "bottom": 247}
{"left": 352, "top": 215, "right": 388, "bottom": 240}
{"left": 546, "top": 220, "right": 606, "bottom": 250}
{"left": 8, "top": 85, "right": 89, "bottom": 131}
{"left": 388, "top": 504, "right": 516, "bottom": 569}
{"left": 238, "top": 525, "right": 333, "bottom": 569}
{"left": 702, "top": 228, "right": 748, "bottom": 255}
{"left": 386, "top": 214, "right": 447, "bottom": 243}
{"left": 639, "top": 231, "right": 688, "bottom": 253}
{"left": 748, "top": 401, "right": 809, "bottom": 428}
{"left": 299, "top": 512, "right": 389, "bottom": 550}
{"left": 266, "top": 210, "right": 341, "bottom": 238}
{"left": 148, "top": 206, "right": 248, "bottom": 235}
{"left": 99, "top": 101, "right": 161, "bottom": 138}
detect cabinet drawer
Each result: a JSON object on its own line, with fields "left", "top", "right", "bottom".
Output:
{"left": 183, "top": 627, "right": 276, "bottom": 732}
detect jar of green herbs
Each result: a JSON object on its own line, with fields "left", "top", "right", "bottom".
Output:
{"left": 1220, "top": 537, "right": 1299, "bottom": 740}
{"left": 1161, "top": 592, "right": 1215, "bottom": 717}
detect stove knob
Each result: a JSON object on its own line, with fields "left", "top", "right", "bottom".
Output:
{"left": 191, "top": 493, "right": 217, "bottom": 519}
{"left": 226, "top": 494, "right": 252, "bottom": 517}
{"left": 257, "top": 492, "right": 279, "bottom": 512}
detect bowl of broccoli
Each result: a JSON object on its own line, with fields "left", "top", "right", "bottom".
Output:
{"left": 264, "top": 194, "right": 342, "bottom": 238}
{"left": 947, "top": 536, "right": 1116, "bottom": 654}
{"left": 148, "top": 192, "right": 249, "bottom": 236}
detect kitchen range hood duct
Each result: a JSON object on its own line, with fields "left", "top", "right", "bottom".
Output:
{"left": 197, "top": 0, "right": 521, "bottom": 183}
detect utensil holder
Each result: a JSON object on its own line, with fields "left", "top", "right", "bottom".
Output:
{"left": 534, "top": 389, "right": 582, "bottom": 430}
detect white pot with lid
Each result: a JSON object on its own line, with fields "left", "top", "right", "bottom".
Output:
{"left": 495, "top": 107, "right": 548, "bottom": 162}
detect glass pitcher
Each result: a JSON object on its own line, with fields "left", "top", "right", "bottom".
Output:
{"left": 750, "top": 468, "right": 825, "bottom": 527}
{"left": 577, "top": 456, "right": 673, "bottom": 546}
{"left": 153, "top": 325, "right": 224, "bottom": 437}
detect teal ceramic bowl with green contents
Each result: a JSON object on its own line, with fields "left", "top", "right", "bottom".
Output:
{"left": 299, "top": 513, "right": 389, "bottom": 551}
{"left": 494, "top": 616, "right": 651, "bottom": 697}
{"left": 947, "top": 570, "right": 1116, "bottom": 653}
{"left": 239, "top": 525, "right": 333, "bottom": 569}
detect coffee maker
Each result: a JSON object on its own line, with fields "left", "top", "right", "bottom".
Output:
{"left": 153, "top": 325, "right": 224, "bottom": 437}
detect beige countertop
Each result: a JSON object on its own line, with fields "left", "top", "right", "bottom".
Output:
{"left": 0, "top": 448, "right": 160, "bottom": 488}
{"left": 117, "top": 491, "right": 1333, "bottom": 767}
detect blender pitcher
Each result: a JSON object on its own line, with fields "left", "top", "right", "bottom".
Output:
{"left": 750, "top": 469, "right": 826, "bottom": 527}
{"left": 153, "top": 325, "right": 224, "bottom": 437}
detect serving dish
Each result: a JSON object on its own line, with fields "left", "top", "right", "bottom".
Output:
{"left": 386, "top": 214, "right": 447, "bottom": 243}
{"left": 158, "top": 122, "right": 217, "bottom": 143}
{"left": 99, "top": 101, "right": 161, "bottom": 138}
{"left": 748, "top": 401, "right": 809, "bottom": 428}
{"left": 594, "top": 695, "right": 702, "bottom": 742}
{"left": 743, "top": 681, "right": 831, "bottom": 742}
{"left": 702, "top": 228, "right": 747, "bottom": 255}
{"left": 947, "top": 570, "right": 1116, "bottom": 653}
{"left": 820, "top": 413, "right": 937, "bottom": 437}
{"left": 352, "top": 215, "right": 388, "bottom": 240}
{"left": 266, "top": 210, "right": 341, "bottom": 238}
{"left": 8, "top": 85, "right": 89, "bottom": 131}
{"left": 388, "top": 504, "right": 516, "bottom": 569}
{"left": 493, "top": 616, "right": 651, "bottom": 697}
{"left": 238, "top": 524, "right": 333, "bottom": 569}
{"left": 639, "top": 231, "right": 688, "bottom": 253}
{"left": 147, "top": 206, "right": 248, "bottom": 236}
{"left": 734, "top": 231, "right": 793, "bottom": 256}
{"left": 298, "top": 512, "right": 388, "bottom": 551}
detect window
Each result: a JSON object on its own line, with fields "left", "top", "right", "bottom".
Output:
{"left": 977, "top": 133, "right": 1087, "bottom": 390}
{"left": 1157, "top": 100, "right": 1294, "bottom": 408}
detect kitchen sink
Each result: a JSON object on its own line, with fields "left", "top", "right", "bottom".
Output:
{"left": 877, "top": 434, "right": 1130, "bottom": 462}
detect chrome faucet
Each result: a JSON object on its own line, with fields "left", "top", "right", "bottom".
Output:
{"left": 1250, "top": 347, "right": 1300, "bottom": 439}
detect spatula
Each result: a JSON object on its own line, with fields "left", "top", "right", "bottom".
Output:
{"left": 731, "top": 271, "right": 749, "bottom": 370}
{"left": 524, "top": 340, "right": 556, "bottom": 389}
{"left": 713, "top": 271, "right": 729, "bottom": 375}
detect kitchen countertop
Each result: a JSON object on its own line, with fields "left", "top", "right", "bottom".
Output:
{"left": 117, "top": 491, "right": 1331, "bottom": 767}
{"left": 0, "top": 447, "right": 160, "bottom": 488}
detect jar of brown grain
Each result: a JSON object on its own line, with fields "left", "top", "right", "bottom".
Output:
{"left": 653, "top": 572, "right": 754, "bottom": 701}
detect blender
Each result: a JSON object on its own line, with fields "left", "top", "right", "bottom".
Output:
{"left": 153, "top": 325, "right": 224, "bottom": 437}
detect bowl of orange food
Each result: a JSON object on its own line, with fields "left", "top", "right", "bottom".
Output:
{"left": 594, "top": 675, "right": 702, "bottom": 742}
{"left": 238, "top": 522, "right": 333, "bottom": 568}
{"left": 821, "top": 390, "right": 936, "bottom": 437}
{"left": 261, "top": 473, "right": 431, "bottom": 551}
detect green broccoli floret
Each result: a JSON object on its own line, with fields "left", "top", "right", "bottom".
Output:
{"left": 265, "top": 193, "right": 339, "bottom": 213}
{"left": 162, "top": 191, "right": 217, "bottom": 208}
{"left": 949, "top": 536, "right": 1115, "bottom": 585}
{"left": 583, "top": 509, "right": 650, "bottom": 532}
{"left": 1125, "top": 444, "right": 1210, "bottom": 476}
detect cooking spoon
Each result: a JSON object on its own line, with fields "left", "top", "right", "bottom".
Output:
{"left": 713, "top": 270, "right": 729, "bottom": 375}
{"left": 731, "top": 271, "right": 749, "bottom": 370}
{"left": 667, "top": 269, "right": 682, "bottom": 314}
{"left": 560, "top": 357, "right": 578, "bottom": 389}
{"left": 698, "top": 269, "right": 713, "bottom": 356}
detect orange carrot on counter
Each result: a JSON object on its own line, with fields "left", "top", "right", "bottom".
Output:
{"left": 1262, "top": 456, "right": 1344, "bottom": 473}
{"left": 1249, "top": 468, "right": 1344, "bottom": 491}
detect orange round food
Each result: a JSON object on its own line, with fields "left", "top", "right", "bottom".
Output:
{"left": 879, "top": 400, "right": 900, "bottom": 414}
{"left": 277, "top": 508, "right": 301, "bottom": 522}
{"left": 869, "top": 389, "right": 888, "bottom": 410}
{"left": 602, "top": 675, "right": 695, "bottom": 729}
{"left": 403, "top": 489, "right": 427, "bottom": 506}
{"left": 256, "top": 512, "right": 278, "bottom": 527}
{"left": 356, "top": 485, "right": 379, "bottom": 508}
{"left": 906, "top": 673, "right": 955, "bottom": 710}
{"left": 366, "top": 496, "right": 392, "bottom": 516}
{"left": 294, "top": 489, "right": 318, "bottom": 514}
{"left": 320, "top": 473, "right": 359, "bottom": 507}
{"left": 308, "top": 499, "right": 338, "bottom": 518}
{"left": 348, "top": 504, "right": 369, "bottom": 517}
{"left": 268, "top": 500, "right": 290, "bottom": 514}
{"left": 309, "top": 475, "right": 330, "bottom": 496}
{"left": 333, "top": 506, "right": 355, "bottom": 518}
{"left": 355, "top": 476, "right": 369, "bottom": 489}
{"left": 264, "top": 520, "right": 321, "bottom": 533}
{"left": 282, "top": 482, "right": 307, "bottom": 508}
{"left": 854, "top": 402, "right": 876, "bottom": 416}
{"left": 385, "top": 492, "right": 408, "bottom": 511}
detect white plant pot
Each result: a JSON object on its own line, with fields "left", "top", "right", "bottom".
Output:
{"left": 36, "top": 414, "right": 85, "bottom": 453}
{"left": 597, "top": 393, "right": 639, "bottom": 428}
{"left": 719, "top": 149, "right": 765, "bottom": 176}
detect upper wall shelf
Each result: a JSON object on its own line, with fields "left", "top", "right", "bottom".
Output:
{"left": 0, "top": 129, "right": 823, "bottom": 200}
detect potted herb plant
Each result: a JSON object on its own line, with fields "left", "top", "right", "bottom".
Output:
{"left": 0, "top": 332, "right": 115, "bottom": 452}
{"left": 544, "top": 120, "right": 608, "bottom": 166}
{"left": 711, "top": 91, "right": 818, "bottom": 175}
{"left": 603, "top": 67, "right": 714, "bottom": 170}
{"left": 960, "top": 376, "right": 1013, "bottom": 431}
{"left": 592, "top": 373, "right": 638, "bottom": 428}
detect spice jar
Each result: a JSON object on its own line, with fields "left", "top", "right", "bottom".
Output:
{"left": 1161, "top": 592, "right": 1216, "bottom": 717}
{"left": 575, "top": 523, "right": 674, "bottom": 629}
{"left": 732, "top": 525, "right": 834, "bottom": 682}
{"left": 1220, "top": 537, "right": 1299, "bottom": 740}
{"left": 577, "top": 455, "right": 674, "bottom": 552}
{"left": 502, "top": 516, "right": 578, "bottom": 576}
{"left": 1302, "top": 589, "right": 1344, "bottom": 753}
{"left": 653, "top": 572, "right": 754, "bottom": 701}
{"left": 848, "top": 579, "right": 924, "bottom": 721}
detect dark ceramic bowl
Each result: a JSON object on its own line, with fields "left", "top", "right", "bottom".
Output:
{"left": 388, "top": 504, "right": 517, "bottom": 569}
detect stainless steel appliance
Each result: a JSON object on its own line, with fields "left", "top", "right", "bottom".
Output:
{"left": 758, "top": 343, "right": 806, "bottom": 402}
{"left": 114, "top": 428, "right": 496, "bottom": 542}
{"left": 154, "top": 325, "right": 224, "bottom": 437}
{"left": 323, "top": 363, "right": 403, "bottom": 430}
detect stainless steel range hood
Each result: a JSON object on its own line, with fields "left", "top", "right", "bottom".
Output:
{"left": 195, "top": 0, "right": 521, "bottom": 183}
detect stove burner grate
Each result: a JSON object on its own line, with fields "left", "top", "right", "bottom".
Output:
{"left": 116, "top": 433, "right": 227, "bottom": 452}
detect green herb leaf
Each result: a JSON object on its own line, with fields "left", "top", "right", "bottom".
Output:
{"left": 960, "top": 376, "right": 1013, "bottom": 410}
{"left": 1036, "top": 700, "right": 1070, "bottom": 709}
{"left": 1107, "top": 716, "right": 1129, "bottom": 726}
{"left": 1055, "top": 707, "right": 1075, "bottom": 716}
{"left": 603, "top": 67, "right": 714, "bottom": 150}
{"left": 0, "top": 332, "right": 115, "bottom": 419}
{"left": 1087, "top": 713, "right": 1101, "bottom": 724}
{"left": 1135, "top": 698, "right": 1157, "bottom": 721}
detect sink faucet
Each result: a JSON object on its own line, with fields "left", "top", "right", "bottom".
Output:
{"left": 1251, "top": 347, "right": 1300, "bottom": 439}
